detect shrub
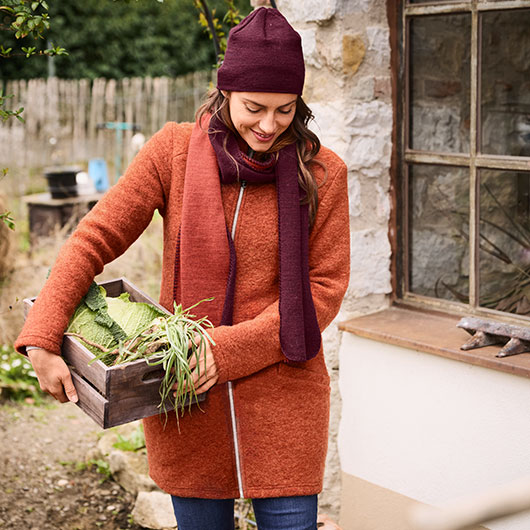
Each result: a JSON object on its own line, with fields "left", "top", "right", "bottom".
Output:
{"left": 0, "top": 343, "right": 45, "bottom": 403}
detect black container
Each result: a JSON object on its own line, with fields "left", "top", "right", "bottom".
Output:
{"left": 44, "top": 166, "right": 81, "bottom": 199}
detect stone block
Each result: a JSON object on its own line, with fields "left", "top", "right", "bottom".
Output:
{"left": 352, "top": 76, "right": 375, "bottom": 101}
{"left": 349, "top": 173, "right": 362, "bottom": 217}
{"left": 95, "top": 424, "right": 159, "bottom": 495}
{"left": 107, "top": 450, "right": 158, "bottom": 495}
{"left": 347, "top": 135, "right": 387, "bottom": 171}
{"left": 342, "top": 35, "right": 366, "bottom": 75}
{"left": 359, "top": 167, "right": 384, "bottom": 179}
{"left": 344, "top": 101, "right": 392, "bottom": 171}
{"left": 341, "top": 0, "right": 374, "bottom": 14}
{"left": 374, "top": 76, "right": 392, "bottom": 99}
{"left": 376, "top": 182, "right": 391, "bottom": 222}
{"left": 347, "top": 100, "right": 393, "bottom": 135}
{"left": 298, "top": 28, "right": 321, "bottom": 68}
{"left": 278, "top": 0, "right": 338, "bottom": 23}
{"left": 366, "top": 26, "right": 390, "bottom": 66}
{"left": 323, "top": 318, "right": 343, "bottom": 371}
{"left": 131, "top": 491, "right": 177, "bottom": 530}
{"left": 348, "top": 228, "right": 392, "bottom": 298}
{"left": 309, "top": 101, "right": 350, "bottom": 160}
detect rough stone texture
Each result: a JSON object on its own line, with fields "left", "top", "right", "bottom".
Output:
{"left": 374, "top": 76, "right": 392, "bottom": 99}
{"left": 366, "top": 26, "right": 390, "bottom": 66}
{"left": 278, "top": 0, "right": 338, "bottom": 23}
{"left": 348, "top": 174, "right": 362, "bottom": 218}
{"left": 342, "top": 35, "right": 366, "bottom": 75}
{"left": 299, "top": 28, "right": 322, "bottom": 69}
{"left": 349, "top": 228, "right": 392, "bottom": 298}
{"left": 131, "top": 491, "right": 177, "bottom": 530}
{"left": 93, "top": 423, "right": 159, "bottom": 495}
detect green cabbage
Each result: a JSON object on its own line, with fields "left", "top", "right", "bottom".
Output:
{"left": 67, "top": 283, "right": 166, "bottom": 356}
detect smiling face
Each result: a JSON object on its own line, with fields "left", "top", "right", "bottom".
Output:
{"left": 222, "top": 91, "right": 297, "bottom": 152}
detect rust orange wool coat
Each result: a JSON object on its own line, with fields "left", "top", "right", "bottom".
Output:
{"left": 16, "top": 122, "right": 350, "bottom": 499}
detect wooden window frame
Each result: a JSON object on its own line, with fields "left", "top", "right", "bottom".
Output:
{"left": 390, "top": 0, "right": 530, "bottom": 325}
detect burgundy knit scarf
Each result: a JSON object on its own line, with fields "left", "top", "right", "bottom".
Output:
{"left": 176, "top": 115, "right": 321, "bottom": 362}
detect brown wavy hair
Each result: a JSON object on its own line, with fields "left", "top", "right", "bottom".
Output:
{"left": 196, "top": 89, "right": 326, "bottom": 227}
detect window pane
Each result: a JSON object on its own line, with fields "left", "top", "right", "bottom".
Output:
{"left": 479, "top": 170, "right": 530, "bottom": 315}
{"left": 409, "top": 165, "right": 469, "bottom": 301}
{"left": 409, "top": 14, "right": 471, "bottom": 153}
{"left": 481, "top": 9, "right": 530, "bottom": 157}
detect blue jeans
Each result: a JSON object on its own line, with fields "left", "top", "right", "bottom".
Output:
{"left": 171, "top": 495, "right": 318, "bottom": 530}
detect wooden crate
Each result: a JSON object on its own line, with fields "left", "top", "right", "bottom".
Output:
{"left": 24, "top": 277, "right": 205, "bottom": 428}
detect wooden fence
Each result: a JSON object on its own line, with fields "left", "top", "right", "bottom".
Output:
{"left": 0, "top": 72, "right": 214, "bottom": 178}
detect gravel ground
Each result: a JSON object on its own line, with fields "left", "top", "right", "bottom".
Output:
{"left": 0, "top": 397, "right": 144, "bottom": 530}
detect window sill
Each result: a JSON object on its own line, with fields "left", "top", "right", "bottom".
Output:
{"left": 339, "top": 305, "right": 530, "bottom": 380}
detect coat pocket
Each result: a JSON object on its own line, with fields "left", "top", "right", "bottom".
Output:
{"left": 276, "top": 361, "right": 330, "bottom": 387}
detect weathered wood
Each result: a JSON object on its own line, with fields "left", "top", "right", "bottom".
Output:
{"left": 23, "top": 277, "right": 205, "bottom": 428}
{"left": 22, "top": 192, "right": 102, "bottom": 242}
{"left": 460, "top": 330, "right": 504, "bottom": 350}
{"left": 457, "top": 316, "right": 530, "bottom": 356}
{"left": 497, "top": 337, "right": 530, "bottom": 358}
{"left": 70, "top": 369, "right": 108, "bottom": 427}
{"left": 0, "top": 74, "right": 211, "bottom": 171}
{"left": 457, "top": 316, "right": 530, "bottom": 342}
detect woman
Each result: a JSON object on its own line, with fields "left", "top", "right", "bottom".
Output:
{"left": 16, "top": 7, "right": 350, "bottom": 530}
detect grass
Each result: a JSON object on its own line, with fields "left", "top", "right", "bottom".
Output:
{"left": 112, "top": 424, "right": 146, "bottom": 452}
{"left": 61, "top": 458, "right": 112, "bottom": 483}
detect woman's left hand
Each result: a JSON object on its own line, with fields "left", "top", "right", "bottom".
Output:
{"left": 176, "top": 334, "right": 219, "bottom": 395}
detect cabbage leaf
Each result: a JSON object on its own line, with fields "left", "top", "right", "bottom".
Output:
{"left": 67, "top": 283, "right": 166, "bottom": 356}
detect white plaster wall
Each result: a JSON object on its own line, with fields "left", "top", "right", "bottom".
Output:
{"left": 338, "top": 333, "right": 530, "bottom": 530}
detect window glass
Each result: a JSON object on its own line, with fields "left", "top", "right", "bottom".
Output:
{"left": 409, "top": 14, "right": 471, "bottom": 152}
{"left": 481, "top": 9, "right": 530, "bottom": 157}
{"left": 479, "top": 170, "right": 530, "bottom": 315}
{"left": 409, "top": 164, "right": 469, "bottom": 301}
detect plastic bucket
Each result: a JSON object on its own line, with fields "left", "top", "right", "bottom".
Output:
{"left": 88, "top": 158, "right": 109, "bottom": 192}
{"left": 44, "top": 166, "right": 81, "bottom": 199}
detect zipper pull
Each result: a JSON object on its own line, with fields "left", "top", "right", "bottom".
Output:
{"left": 241, "top": 180, "right": 247, "bottom": 189}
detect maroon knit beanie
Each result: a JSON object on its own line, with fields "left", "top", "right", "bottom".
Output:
{"left": 217, "top": 7, "right": 305, "bottom": 95}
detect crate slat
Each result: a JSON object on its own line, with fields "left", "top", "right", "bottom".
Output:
{"left": 70, "top": 369, "right": 108, "bottom": 427}
{"left": 23, "top": 277, "right": 205, "bottom": 429}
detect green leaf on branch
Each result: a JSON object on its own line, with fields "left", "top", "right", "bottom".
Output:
{"left": 0, "top": 211, "right": 15, "bottom": 231}
{"left": 43, "top": 45, "right": 67, "bottom": 56}
{"left": 21, "top": 46, "right": 36, "bottom": 57}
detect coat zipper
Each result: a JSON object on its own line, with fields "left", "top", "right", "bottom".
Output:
{"left": 228, "top": 179, "right": 246, "bottom": 499}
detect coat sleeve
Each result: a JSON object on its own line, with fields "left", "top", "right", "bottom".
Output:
{"left": 211, "top": 157, "right": 350, "bottom": 384}
{"left": 14, "top": 123, "right": 177, "bottom": 355}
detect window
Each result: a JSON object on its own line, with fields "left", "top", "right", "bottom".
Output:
{"left": 399, "top": 0, "right": 530, "bottom": 322}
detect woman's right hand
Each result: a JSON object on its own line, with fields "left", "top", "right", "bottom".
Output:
{"left": 27, "top": 349, "right": 79, "bottom": 404}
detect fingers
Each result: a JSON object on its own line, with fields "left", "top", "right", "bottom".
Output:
{"left": 27, "top": 348, "right": 78, "bottom": 404}
{"left": 172, "top": 336, "right": 218, "bottom": 396}
{"left": 62, "top": 372, "right": 79, "bottom": 403}
{"left": 194, "top": 375, "right": 218, "bottom": 395}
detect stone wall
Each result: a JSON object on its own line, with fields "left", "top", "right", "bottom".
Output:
{"left": 271, "top": 0, "right": 393, "bottom": 518}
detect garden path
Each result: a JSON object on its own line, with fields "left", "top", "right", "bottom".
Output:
{"left": 0, "top": 397, "right": 142, "bottom": 530}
